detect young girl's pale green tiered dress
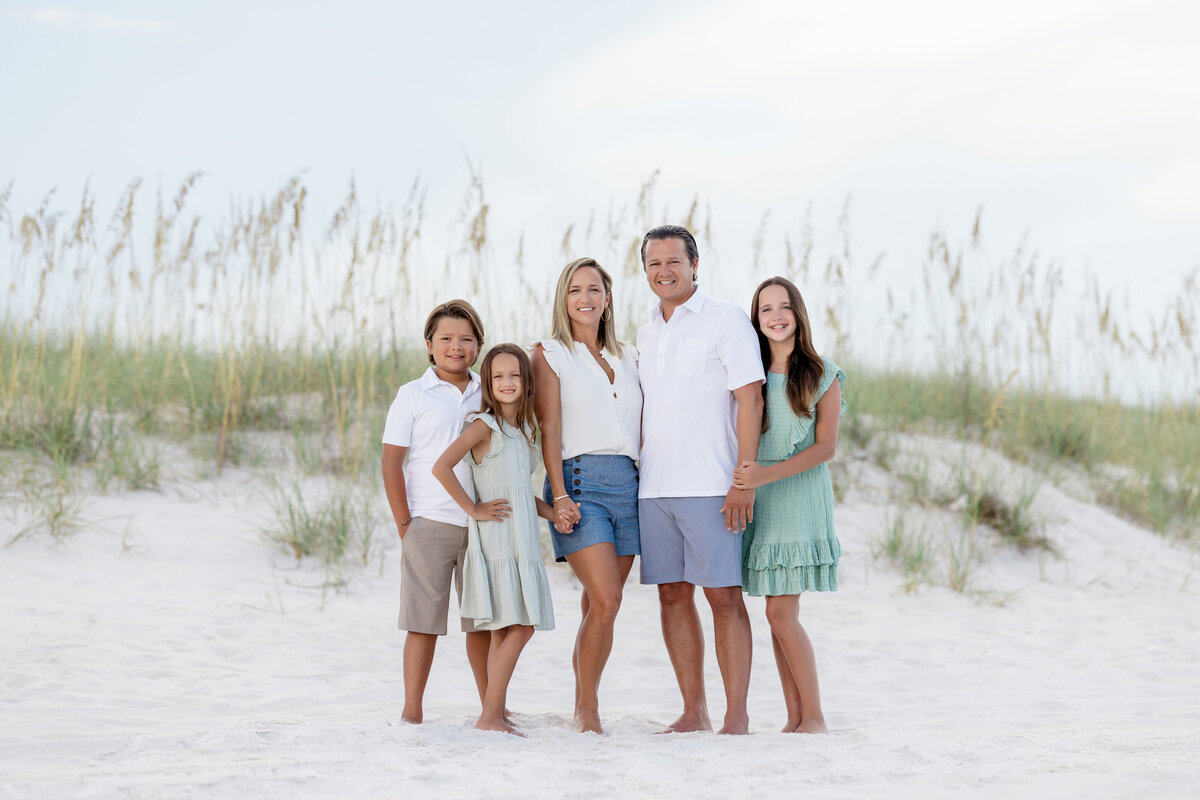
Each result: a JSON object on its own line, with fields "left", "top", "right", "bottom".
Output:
{"left": 459, "top": 412, "right": 555, "bottom": 631}
{"left": 742, "top": 357, "right": 847, "bottom": 596}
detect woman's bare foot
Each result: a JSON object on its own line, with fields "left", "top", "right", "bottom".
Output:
{"left": 657, "top": 709, "right": 712, "bottom": 734}
{"left": 793, "top": 716, "right": 828, "bottom": 734}
{"left": 575, "top": 708, "right": 603, "bottom": 734}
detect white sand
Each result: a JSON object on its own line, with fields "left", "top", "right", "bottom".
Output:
{"left": 2, "top": 444, "right": 1199, "bottom": 799}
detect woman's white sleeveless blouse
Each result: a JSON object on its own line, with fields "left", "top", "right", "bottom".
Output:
{"left": 537, "top": 338, "right": 641, "bottom": 462}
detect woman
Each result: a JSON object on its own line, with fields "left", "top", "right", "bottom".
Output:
{"left": 532, "top": 257, "right": 642, "bottom": 735}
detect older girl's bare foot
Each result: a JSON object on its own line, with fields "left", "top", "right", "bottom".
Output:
{"left": 575, "top": 708, "right": 603, "bottom": 734}
{"left": 657, "top": 709, "right": 712, "bottom": 734}
{"left": 794, "top": 717, "right": 828, "bottom": 734}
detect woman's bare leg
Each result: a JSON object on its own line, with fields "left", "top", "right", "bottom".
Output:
{"left": 765, "top": 595, "right": 827, "bottom": 733}
{"left": 564, "top": 544, "right": 634, "bottom": 733}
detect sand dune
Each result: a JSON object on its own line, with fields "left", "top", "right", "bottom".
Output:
{"left": 2, "top": 441, "right": 1199, "bottom": 798}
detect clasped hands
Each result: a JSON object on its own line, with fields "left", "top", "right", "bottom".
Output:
{"left": 553, "top": 496, "right": 582, "bottom": 534}
{"left": 722, "top": 460, "right": 769, "bottom": 532}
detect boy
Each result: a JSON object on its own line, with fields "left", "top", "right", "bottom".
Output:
{"left": 381, "top": 299, "right": 489, "bottom": 723}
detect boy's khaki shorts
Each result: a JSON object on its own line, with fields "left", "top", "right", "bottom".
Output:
{"left": 397, "top": 517, "right": 472, "bottom": 635}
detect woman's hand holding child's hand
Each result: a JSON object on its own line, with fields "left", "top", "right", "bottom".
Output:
{"left": 732, "top": 461, "right": 770, "bottom": 490}
{"left": 553, "top": 498, "right": 582, "bottom": 534}
{"left": 471, "top": 498, "right": 512, "bottom": 522}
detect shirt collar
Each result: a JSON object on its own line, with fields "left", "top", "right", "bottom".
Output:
{"left": 420, "top": 365, "right": 480, "bottom": 393}
{"left": 652, "top": 288, "right": 707, "bottom": 322}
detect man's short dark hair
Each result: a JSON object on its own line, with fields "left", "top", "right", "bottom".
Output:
{"left": 640, "top": 225, "right": 699, "bottom": 267}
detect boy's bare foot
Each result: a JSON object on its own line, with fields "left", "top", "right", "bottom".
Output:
{"left": 794, "top": 717, "right": 828, "bottom": 734}
{"left": 717, "top": 712, "right": 749, "bottom": 735}
{"left": 575, "top": 708, "right": 603, "bottom": 734}
{"left": 656, "top": 709, "right": 712, "bottom": 734}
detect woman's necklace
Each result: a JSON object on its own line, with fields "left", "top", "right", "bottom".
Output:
{"left": 575, "top": 338, "right": 615, "bottom": 383}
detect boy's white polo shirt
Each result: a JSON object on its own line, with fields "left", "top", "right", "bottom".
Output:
{"left": 382, "top": 366, "right": 482, "bottom": 526}
{"left": 636, "top": 290, "right": 765, "bottom": 499}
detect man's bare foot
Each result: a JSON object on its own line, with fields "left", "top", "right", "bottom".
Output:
{"left": 656, "top": 709, "right": 712, "bottom": 734}
{"left": 475, "top": 716, "right": 524, "bottom": 736}
{"left": 793, "top": 717, "right": 828, "bottom": 734}
{"left": 575, "top": 708, "right": 603, "bottom": 734}
{"left": 717, "top": 712, "right": 749, "bottom": 735}
{"left": 401, "top": 708, "right": 422, "bottom": 724}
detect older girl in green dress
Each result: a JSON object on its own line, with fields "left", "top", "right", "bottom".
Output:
{"left": 732, "top": 276, "right": 846, "bottom": 734}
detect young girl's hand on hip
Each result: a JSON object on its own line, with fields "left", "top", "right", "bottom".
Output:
{"left": 471, "top": 498, "right": 512, "bottom": 522}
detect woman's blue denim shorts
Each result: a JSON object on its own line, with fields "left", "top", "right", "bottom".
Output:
{"left": 542, "top": 453, "right": 641, "bottom": 562}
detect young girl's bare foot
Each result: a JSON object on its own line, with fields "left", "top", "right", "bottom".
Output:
{"left": 476, "top": 716, "right": 523, "bottom": 736}
{"left": 575, "top": 708, "right": 603, "bottom": 734}
{"left": 793, "top": 717, "right": 828, "bottom": 734}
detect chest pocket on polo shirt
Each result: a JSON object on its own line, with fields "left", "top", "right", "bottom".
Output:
{"left": 675, "top": 338, "right": 708, "bottom": 376}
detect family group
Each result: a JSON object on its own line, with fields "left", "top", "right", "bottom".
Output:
{"left": 380, "top": 225, "right": 847, "bottom": 736}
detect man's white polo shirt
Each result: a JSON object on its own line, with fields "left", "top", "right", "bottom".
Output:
{"left": 636, "top": 290, "right": 765, "bottom": 499}
{"left": 381, "top": 366, "right": 482, "bottom": 526}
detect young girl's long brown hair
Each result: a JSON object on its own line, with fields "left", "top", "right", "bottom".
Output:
{"left": 479, "top": 343, "right": 537, "bottom": 445}
{"left": 750, "top": 276, "right": 824, "bottom": 432}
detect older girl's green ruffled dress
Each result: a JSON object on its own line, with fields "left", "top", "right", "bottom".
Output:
{"left": 742, "top": 357, "right": 847, "bottom": 596}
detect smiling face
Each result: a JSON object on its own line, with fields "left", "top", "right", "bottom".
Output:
{"left": 565, "top": 266, "right": 609, "bottom": 333}
{"left": 756, "top": 284, "right": 797, "bottom": 344}
{"left": 488, "top": 352, "right": 523, "bottom": 411}
{"left": 643, "top": 237, "right": 697, "bottom": 310}
{"left": 425, "top": 316, "right": 480, "bottom": 382}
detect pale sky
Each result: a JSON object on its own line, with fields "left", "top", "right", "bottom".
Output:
{"left": 3, "top": 0, "right": 1199, "bottom": 328}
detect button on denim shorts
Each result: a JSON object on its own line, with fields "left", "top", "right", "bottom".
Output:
{"left": 542, "top": 454, "right": 641, "bottom": 562}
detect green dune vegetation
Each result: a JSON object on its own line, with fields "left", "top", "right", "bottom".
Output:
{"left": 2, "top": 175, "right": 1196, "bottom": 587}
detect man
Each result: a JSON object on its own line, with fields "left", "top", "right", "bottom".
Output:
{"left": 636, "top": 224, "right": 765, "bottom": 734}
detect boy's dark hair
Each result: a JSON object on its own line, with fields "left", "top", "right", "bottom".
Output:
{"left": 478, "top": 343, "right": 537, "bottom": 446}
{"left": 423, "top": 299, "right": 484, "bottom": 365}
{"left": 640, "top": 224, "right": 699, "bottom": 267}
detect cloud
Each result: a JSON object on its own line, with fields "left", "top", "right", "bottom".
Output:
{"left": 29, "top": 7, "right": 168, "bottom": 34}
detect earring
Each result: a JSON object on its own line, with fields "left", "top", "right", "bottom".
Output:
{"left": 602, "top": 306, "right": 612, "bottom": 321}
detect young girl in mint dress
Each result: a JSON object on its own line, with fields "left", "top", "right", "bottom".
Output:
{"left": 433, "top": 344, "right": 556, "bottom": 735}
{"left": 733, "top": 276, "right": 846, "bottom": 734}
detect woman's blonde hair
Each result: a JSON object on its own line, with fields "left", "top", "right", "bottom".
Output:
{"left": 549, "top": 257, "right": 624, "bottom": 356}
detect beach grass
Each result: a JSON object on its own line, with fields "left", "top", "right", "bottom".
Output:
{"left": 2, "top": 175, "right": 1196, "bottom": 563}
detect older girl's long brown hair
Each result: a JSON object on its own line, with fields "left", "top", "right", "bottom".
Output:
{"left": 750, "top": 276, "right": 824, "bottom": 432}
{"left": 479, "top": 343, "right": 537, "bottom": 445}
